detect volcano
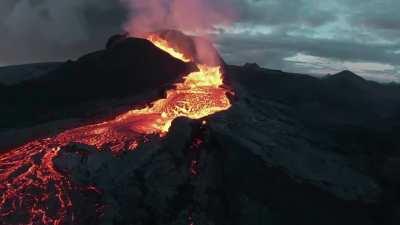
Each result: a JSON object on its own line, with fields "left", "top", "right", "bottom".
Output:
{"left": 0, "top": 30, "right": 232, "bottom": 225}
{"left": 1, "top": 31, "right": 400, "bottom": 225}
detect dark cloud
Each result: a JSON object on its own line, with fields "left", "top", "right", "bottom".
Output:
{"left": 219, "top": 30, "right": 400, "bottom": 64}
{"left": 0, "top": 0, "right": 126, "bottom": 65}
{"left": 218, "top": 0, "right": 400, "bottom": 81}
{"left": 232, "top": 0, "right": 336, "bottom": 27}
{"left": 344, "top": 0, "right": 400, "bottom": 41}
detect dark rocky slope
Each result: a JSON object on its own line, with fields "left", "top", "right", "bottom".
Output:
{"left": 51, "top": 64, "right": 400, "bottom": 225}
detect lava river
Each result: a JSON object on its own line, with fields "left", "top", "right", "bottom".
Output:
{"left": 0, "top": 35, "right": 232, "bottom": 225}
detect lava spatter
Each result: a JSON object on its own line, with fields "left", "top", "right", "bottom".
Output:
{"left": 0, "top": 34, "right": 232, "bottom": 224}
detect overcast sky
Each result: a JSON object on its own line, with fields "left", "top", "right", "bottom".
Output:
{"left": 0, "top": 0, "right": 399, "bottom": 82}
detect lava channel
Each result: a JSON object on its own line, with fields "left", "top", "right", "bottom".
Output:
{"left": 0, "top": 35, "right": 232, "bottom": 224}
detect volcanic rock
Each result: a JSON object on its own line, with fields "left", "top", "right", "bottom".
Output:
{"left": 3, "top": 33, "right": 400, "bottom": 225}
{"left": 106, "top": 33, "right": 129, "bottom": 49}
{"left": 243, "top": 62, "right": 262, "bottom": 70}
{"left": 382, "top": 157, "right": 400, "bottom": 184}
{"left": 54, "top": 118, "right": 194, "bottom": 225}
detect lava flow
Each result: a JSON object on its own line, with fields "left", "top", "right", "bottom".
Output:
{"left": 0, "top": 34, "right": 231, "bottom": 224}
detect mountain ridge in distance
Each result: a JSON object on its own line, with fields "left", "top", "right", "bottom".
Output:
{"left": 324, "top": 69, "right": 367, "bottom": 84}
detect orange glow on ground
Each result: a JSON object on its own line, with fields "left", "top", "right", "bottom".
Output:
{"left": 0, "top": 35, "right": 232, "bottom": 224}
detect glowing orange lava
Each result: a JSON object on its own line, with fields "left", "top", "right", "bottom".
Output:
{"left": 147, "top": 34, "right": 191, "bottom": 62}
{"left": 0, "top": 35, "right": 232, "bottom": 224}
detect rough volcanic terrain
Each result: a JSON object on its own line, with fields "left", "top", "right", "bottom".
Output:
{"left": 1, "top": 32, "right": 400, "bottom": 225}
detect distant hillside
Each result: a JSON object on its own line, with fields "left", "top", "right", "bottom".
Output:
{"left": 229, "top": 64, "right": 400, "bottom": 129}
{"left": 324, "top": 70, "right": 366, "bottom": 82}
{"left": 0, "top": 62, "right": 62, "bottom": 85}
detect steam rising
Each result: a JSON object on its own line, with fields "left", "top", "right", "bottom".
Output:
{"left": 122, "top": 0, "right": 235, "bottom": 67}
{"left": 122, "top": 0, "right": 235, "bottom": 37}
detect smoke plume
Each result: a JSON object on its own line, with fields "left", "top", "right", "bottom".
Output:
{"left": 122, "top": 0, "right": 235, "bottom": 37}
{"left": 121, "top": 0, "right": 235, "bottom": 66}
